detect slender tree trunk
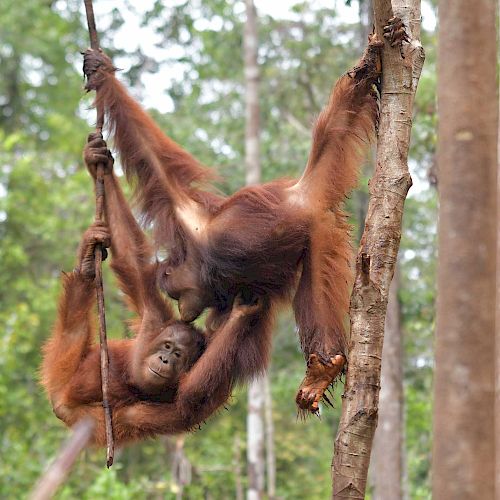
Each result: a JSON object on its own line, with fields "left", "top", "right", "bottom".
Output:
{"left": 264, "top": 376, "right": 276, "bottom": 499}
{"left": 233, "top": 435, "right": 244, "bottom": 500}
{"left": 244, "top": 2, "right": 266, "bottom": 499}
{"left": 244, "top": 0, "right": 260, "bottom": 188}
{"left": 365, "top": 2, "right": 405, "bottom": 496}
{"left": 497, "top": 4, "right": 500, "bottom": 495}
{"left": 355, "top": 1, "right": 374, "bottom": 244}
{"left": 371, "top": 266, "right": 404, "bottom": 500}
{"left": 332, "top": 1, "right": 424, "bottom": 498}
{"left": 350, "top": 46, "right": 377, "bottom": 500}
{"left": 247, "top": 378, "right": 265, "bottom": 500}
{"left": 496, "top": 4, "right": 500, "bottom": 496}
{"left": 497, "top": 139, "right": 500, "bottom": 493}
{"left": 358, "top": 0, "right": 374, "bottom": 49}
{"left": 360, "top": 9, "right": 405, "bottom": 496}
{"left": 171, "top": 436, "right": 192, "bottom": 500}
{"left": 433, "top": 1, "right": 498, "bottom": 498}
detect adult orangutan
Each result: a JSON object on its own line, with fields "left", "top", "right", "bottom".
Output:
{"left": 83, "top": 32, "right": 386, "bottom": 413}
{"left": 42, "top": 214, "right": 263, "bottom": 445}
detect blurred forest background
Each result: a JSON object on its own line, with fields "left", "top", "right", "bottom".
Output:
{"left": 0, "top": 0, "right": 438, "bottom": 498}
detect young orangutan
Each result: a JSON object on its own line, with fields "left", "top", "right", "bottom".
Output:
{"left": 41, "top": 215, "right": 263, "bottom": 445}
{"left": 82, "top": 32, "right": 388, "bottom": 414}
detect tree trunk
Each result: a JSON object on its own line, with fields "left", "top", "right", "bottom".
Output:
{"left": 371, "top": 267, "right": 404, "bottom": 500}
{"left": 233, "top": 435, "right": 244, "bottom": 500}
{"left": 355, "top": 0, "right": 374, "bottom": 244}
{"left": 264, "top": 376, "right": 276, "bottom": 499}
{"left": 244, "top": 0, "right": 260, "bottom": 188}
{"left": 433, "top": 0, "right": 498, "bottom": 498}
{"left": 171, "top": 436, "right": 192, "bottom": 500}
{"left": 497, "top": 3, "right": 500, "bottom": 494}
{"left": 247, "top": 377, "right": 265, "bottom": 500}
{"left": 365, "top": 0, "right": 405, "bottom": 494}
{"left": 358, "top": 0, "right": 373, "bottom": 50}
{"left": 244, "top": 2, "right": 266, "bottom": 500}
{"left": 332, "top": 1, "right": 424, "bottom": 498}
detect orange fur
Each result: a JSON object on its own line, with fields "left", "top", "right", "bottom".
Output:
{"left": 42, "top": 171, "right": 271, "bottom": 445}
{"left": 42, "top": 268, "right": 269, "bottom": 445}
{"left": 80, "top": 40, "right": 381, "bottom": 419}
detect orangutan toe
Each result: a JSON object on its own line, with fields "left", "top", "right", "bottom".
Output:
{"left": 383, "top": 16, "right": 409, "bottom": 47}
{"left": 295, "top": 354, "right": 345, "bottom": 413}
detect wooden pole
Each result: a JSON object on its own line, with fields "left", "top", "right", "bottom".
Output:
{"left": 331, "top": 1, "right": 424, "bottom": 498}
{"left": 83, "top": 0, "right": 114, "bottom": 468}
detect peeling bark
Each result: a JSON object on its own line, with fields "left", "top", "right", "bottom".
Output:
{"left": 332, "top": 1, "right": 424, "bottom": 498}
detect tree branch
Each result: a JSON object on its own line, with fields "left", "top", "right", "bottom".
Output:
{"left": 29, "top": 419, "right": 95, "bottom": 500}
{"left": 331, "top": 1, "right": 424, "bottom": 498}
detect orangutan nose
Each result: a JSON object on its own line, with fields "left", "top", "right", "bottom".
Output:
{"left": 159, "top": 355, "right": 169, "bottom": 364}
{"left": 178, "top": 290, "right": 206, "bottom": 322}
{"left": 163, "top": 264, "right": 174, "bottom": 276}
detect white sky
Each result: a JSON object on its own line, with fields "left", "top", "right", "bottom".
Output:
{"left": 87, "top": 1, "right": 436, "bottom": 113}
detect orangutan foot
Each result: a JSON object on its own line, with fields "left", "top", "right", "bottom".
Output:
{"left": 295, "top": 354, "right": 345, "bottom": 413}
{"left": 383, "top": 16, "right": 410, "bottom": 47}
{"left": 348, "top": 33, "right": 383, "bottom": 82}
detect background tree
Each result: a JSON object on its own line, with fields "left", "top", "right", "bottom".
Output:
{"left": 371, "top": 267, "right": 404, "bottom": 500}
{"left": 243, "top": 1, "right": 267, "bottom": 499}
{"left": 432, "top": 0, "right": 498, "bottom": 498}
{"left": 497, "top": 0, "right": 500, "bottom": 491}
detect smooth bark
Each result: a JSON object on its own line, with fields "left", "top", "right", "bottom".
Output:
{"left": 497, "top": 4, "right": 500, "bottom": 495}
{"left": 264, "top": 376, "right": 276, "bottom": 499}
{"left": 497, "top": 4, "right": 500, "bottom": 493}
{"left": 433, "top": 1, "right": 498, "bottom": 498}
{"left": 247, "top": 378, "right": 265, "bottom": 500}
{"left": 244, "top": 0, "right": 260, "bottom": 188}
{"left": 371, "top": 267, "right": 404, "bottom": 500}
{"left": 244, "top": 2, "right": 266, "bottom": 499}
{"left": 332, "top": 1, "right": 424, "bottom": 498}
{"left": 233, "top": 435, "right": 245, "bottom": 500}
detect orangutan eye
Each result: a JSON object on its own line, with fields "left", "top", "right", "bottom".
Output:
{"left": 174, "top": 352, "right": 181, "bottom": 358}
{"left": 165, "top": 343, "right": 171, "bottom": 350}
